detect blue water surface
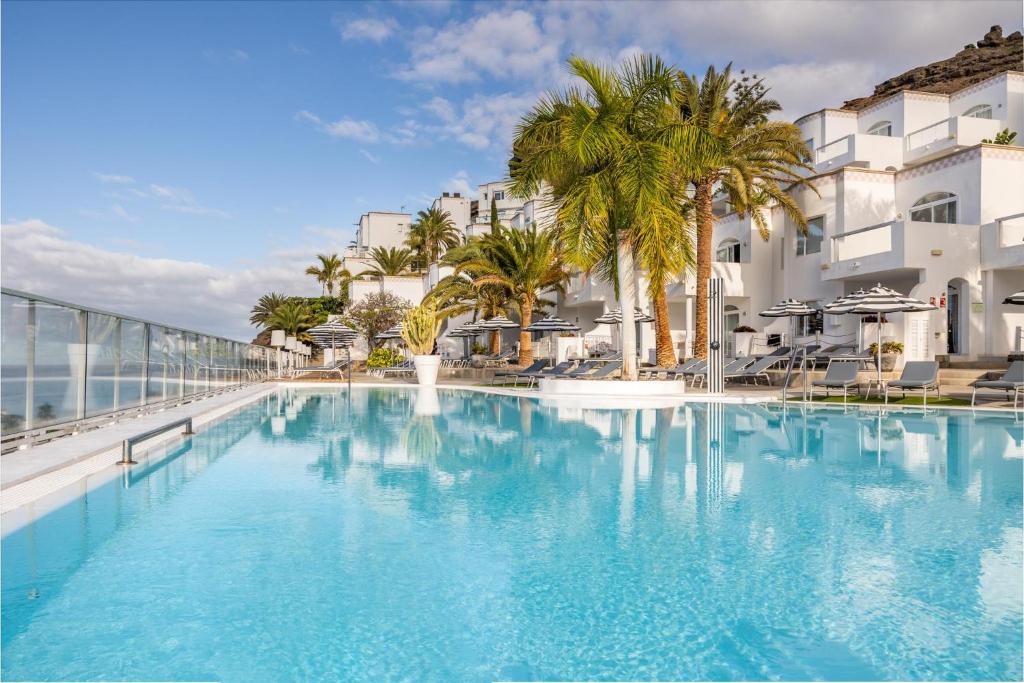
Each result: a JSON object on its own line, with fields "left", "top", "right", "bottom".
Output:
{"left": 2, "top": 388, "right": 1022, "bottom": 681}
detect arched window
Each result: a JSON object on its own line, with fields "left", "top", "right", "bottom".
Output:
{"left": 910, "top": 192, "right": 957, "bottom": 224}
{"left": 867, "top": 120, "right": 892, "bottom": 136}
{"left": 715, "top": 238, "right": 741, "bottom": 263}
{"left": 963, "top": 104, "right": 992, "bottom": 119}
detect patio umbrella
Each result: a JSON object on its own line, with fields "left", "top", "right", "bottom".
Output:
{"left": 526, "top": 314, "right": 580, "bottom": 362}
{"left": 1003, "top": 291, "right": 1024, "bottom": 305}
{"left": 478, "top": 314, "right": 520, "bottom": 353}
{"left": 594, "top": 307, "right": 655, "bottom": 358}
{"left": 826, "top": 284, "right": 935, "bottom": 389}
{"left": 307, "top": 321, "right": 357, "bottom": 356}
{"left": 824, "top": 288, "right": 869, "bottom": 350}
{"left": 760, "top": 299, "right": 817, "bottom": 356}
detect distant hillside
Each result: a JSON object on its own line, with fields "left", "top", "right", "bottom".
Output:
{"left": 842, "top": 25, "right": 1023, "bottom": 111}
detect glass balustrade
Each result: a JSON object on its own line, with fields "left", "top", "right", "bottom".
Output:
{"left": 0, "top": 289, "right": 279, "bottom": 436}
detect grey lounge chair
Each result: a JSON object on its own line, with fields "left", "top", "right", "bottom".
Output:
{"left": 565, "top": 360, "right": 600, "bottom": 378}
{"left": 689, "top": 357, "right": 754, "bottom": 388}
{"left": 495, "top": 359, "right": 548, "bottom": 385}
{"left": 972, "top": 361, "right": 1024, "bottom": 409}
{"left": 885, "top": 361, "right": 940, "bottom": 406}
{"left": 639, "top": 358, "right": 699, "bottom": 380}
{"left": 727, "top": 354, "right": 789, "bottom": 385}
{"left": 293, "top": 359, "right": 348, "bottom": 379}
{"left": 522, "top": 360, "right": 576, "bottom": 388}
{"left": 576, "top": 361, "right": 622, "bottom": 380}
{"left": 810, "top": 360, "right": 861, "bottom": 404}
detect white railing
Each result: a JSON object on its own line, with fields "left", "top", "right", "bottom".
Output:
{"left": 905, "top": 118, "right": 951, "bottom": 151}
{"left": 815, "top": 136, "right": 850, "bottom": 164}
{"left": 997, "top": 212, "right": 1024, "bottom": 248}
{"left": 831, "top": 220, "right": 895, "bottom": 262}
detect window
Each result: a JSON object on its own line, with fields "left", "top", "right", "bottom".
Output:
{"left": 796, "top": 216, "right": 824, "bottom": 256}
{"left": 803, "top": 137, "right": 815, "bottom": 153}
{"left": 963, "top": 104, "right": 992, "bottom": 119}
{"left": 798, "top": 303, "right": 823, "bottom": 336}
{"left": 910, "top": 192, "right": 957, "bottom": 224}
{"left": 715, "top": 239, "right": 741, "bottom": 263}
{"left": 867, "top": 120, "right": 892, "bottom": 136}
{"left": 493, "top": 190, "right": 505, "bottom": 201}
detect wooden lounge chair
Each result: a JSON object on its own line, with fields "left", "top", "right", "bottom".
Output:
{"left": 971, "top": 361, "right": 1024, "bottom": 409}
{"left": 810, "top": 360, "right": 861, "bottom": 404}
{"left": 884, "top": 361, "right": 940, "bottom": 406}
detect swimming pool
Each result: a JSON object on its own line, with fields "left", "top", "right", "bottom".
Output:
{"left": 2, "top": 388, "right": 1021, "bottom": 681}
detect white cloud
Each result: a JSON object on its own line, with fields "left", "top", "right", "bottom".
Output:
{"left": 289, "top": 42, "right": 311, "bottom": 56}
{"left": 360, "top": 149, "right": 381, "bottom": 164}
{"left": 229, "top": 48, "right": 250, "bottom": 63}
{"left": 423, "top": 96, "right": 456, "bottom": 123}
{"left": 396, "top": 9, "right": 559, "bottom": 84}
{"left": 1, "top": 219, "right": 323, "bottom": 340}
{"left": 148, "top": 183, "right": 230, "bottom": 218}
{"left": 149, "top": 183, "right": 195, "bottom": 204}
{"left": 422, "top": 91, "right": 532, "bottom": 151}
{"left": 295, "top": 110, "right": 382, "bottom": 142}
{"left": 93, "top": 172, "right": 135, "bottom": 184}
{"left": 111, "top": 204, "right": 140, "bottom": 223}
{"left": 340, "top": 17, "right": 399, "bottom": 42}
{"left": 442, "top": 170, "right": 474, "bottom": 198}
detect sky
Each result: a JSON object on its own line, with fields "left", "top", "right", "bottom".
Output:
{"left": 2, "top": 0, "right": 1021, "bottom": 340}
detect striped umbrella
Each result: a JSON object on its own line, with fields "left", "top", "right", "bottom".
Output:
{"left": 478, "top": 314, "right": 519, "bottom": 353}
{"left": 827, "top": 284, "right": 935, "bottom": 387}
{"left": 760, "top": 299, "right": 817, "bottom": 354}
{"left": 307, "top": 321, "right": 357, "bottom": 358}
{"left": 526, "top": 314, "right": 580, "bottom": 362}
{"left": 1003, "top": 291, "right": 1024, "bottom": 305}
{"left": 375, "top": 322, "right": 404, "bottom": 340}
{"left": 593, "top": 307, "right": 656, "bottom": 324}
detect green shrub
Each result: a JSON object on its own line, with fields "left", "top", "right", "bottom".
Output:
{"left": 366, "top": 347, "right": 404, "bottom": 369}
{"left": 869, "top": 341, "right": 904, "bottom": 355}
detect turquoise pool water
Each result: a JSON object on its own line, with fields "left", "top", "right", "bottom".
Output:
{"left": 2, "top": 388, "right": 1021, "bottom": 681}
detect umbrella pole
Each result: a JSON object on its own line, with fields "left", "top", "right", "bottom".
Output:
{"left": 876, "top": 322, "right": 882, "bottom": 393}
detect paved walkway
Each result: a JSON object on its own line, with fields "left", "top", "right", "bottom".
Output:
{"left": 1, "top": 384, "right": 275, "bottom": 491}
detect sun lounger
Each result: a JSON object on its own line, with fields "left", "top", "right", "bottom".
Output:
{"left": 521, "top": 361, "right": 577, "bottom": 388}
{"left": 638, "top": 358, "right": 699, "bottom": 380}
{"left": 495, "top": 359, "right": 548, "bottom": 386}
{"left": 293, "top": 360, "right": 348, "bottom": 379}
{"left": 575, "top": 361, "right": 621, "bottom": 380}
{"left": 809, "top": 360, "right": 861, "bottom": 404}
{"left": 727, "top": 354, "right": 789, "bottom": 385}
{"left": 884, "top": 361, "right": 940, "bottom": 406}
{"left": 688, "top": 357, "right": 753, "bottom": 388}
{"left": 971, "top": 361, "right": 1024, "bottom": 409}
{"left": 565, "top": 360, "right": 600, "bottom": 378}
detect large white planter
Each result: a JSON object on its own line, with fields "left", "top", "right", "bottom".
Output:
{"left": 413, "top": 355, "right": 441, "bottom": 386}
{"left": 733, "top": 332, "right": 754, "bottom": 358}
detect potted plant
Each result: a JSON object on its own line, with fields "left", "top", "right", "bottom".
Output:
{"left": 732, "top": 325, "right": 756, "bottom": 358}
{"left": 869, "top": 340, "right": 904, "bottom": 372}
{"left": 401, "top": 302, "right": 442, "bottom": 385}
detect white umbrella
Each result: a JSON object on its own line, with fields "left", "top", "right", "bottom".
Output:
{"left": 526, "top": 314, "right": 580, "bottom": 362}
{"left": 827, "top": 284, "right": 935, "bottom": 389}
{"left": 375, "top": 322, "right": 405, "bottom": 341}
{"left": 1003, "top": 291, "right": 1024, "bottom": 305}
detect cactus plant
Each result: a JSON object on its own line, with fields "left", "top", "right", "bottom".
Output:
{"left": 401, "top": 303, "right": 441, "bottom": 356}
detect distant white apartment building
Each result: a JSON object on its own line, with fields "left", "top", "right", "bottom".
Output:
{"left": 558, "top": 70, "right": 1024, "bottom": 363}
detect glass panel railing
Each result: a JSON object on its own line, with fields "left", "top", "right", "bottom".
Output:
{"left": 0, "top": 288, "right": 272, "bottom": 437}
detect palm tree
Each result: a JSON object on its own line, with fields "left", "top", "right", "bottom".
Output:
{"left": 509, "top": 54, "right": 717, "bottom": 378}
{"left": 406, "top": 207, "right": 461, "bottom": 270}
{"left": 427, "top": 240, "right": 512, "bottom": 354}
{"left": 455, "top": 225, "right": 569, "bottom": 367}
{"left": 249, "top": 292, "right": 290, "bottom": 328}
{"left": 673, "top": 65, "right": 812, "bottom": 358}
{"left": 364, "top": 246, "right": 415, "bottom": 277}
{"left": 266, "top": 300, "right": 315, "bottom": 340}
{"left": 305, "top": 253, "right": 345, "bottom": 296}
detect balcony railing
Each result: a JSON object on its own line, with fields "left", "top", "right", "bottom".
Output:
{"left": 0, "top": 289, "right": 283, "bottom": 437}
{"left": 815, "top": 136, "right": 850, "bottom": 164}
{"left": 997, "top": 212, "right": 1024, "bottom": 249}
{"left": 905, "top": 118, "right": 951, "bottom": 151}
{"left": 830, "top": 220, "right": 895, "bottom": 262}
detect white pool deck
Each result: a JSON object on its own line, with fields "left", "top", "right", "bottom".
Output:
{"left": 1, "top": 378, "right": 1019, "bottom": 518}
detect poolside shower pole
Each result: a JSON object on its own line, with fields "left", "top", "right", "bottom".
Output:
{"left": 707, "top": 278, "right": 724, "bottom": 394}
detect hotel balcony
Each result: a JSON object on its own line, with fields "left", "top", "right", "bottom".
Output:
{"left": 981, "top": 212, "right": 1024, "bottom": 270}
{"left": 813, "top": 133, "right": 904, "bottom": 173}
{"left": 903, "top": 116, "right": 1003, "bottom": 165}
{"left": 664, "top": 262, "right": 756, "bottom": 300}
{"left": 824, "top": 219, "right": 981, "bottom": 281}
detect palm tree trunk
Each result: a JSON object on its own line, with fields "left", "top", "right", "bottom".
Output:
{"left": 693, "top": 178, "right": 715, "bottom": 360}
{"left": 518, "top": 296, "right": 534, "bottom": 368}
{"left": 653, "top": 285, "right": 675, "bottom": 367}
{"left": 489, "top": 330, "right": 501, "bottom": 354}
{"left": 616, "top": 239, "right": 639, "bottom": 381}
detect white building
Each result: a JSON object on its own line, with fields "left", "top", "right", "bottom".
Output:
{"left": 560, "top": 70, "right": 1024, "bottom": 364}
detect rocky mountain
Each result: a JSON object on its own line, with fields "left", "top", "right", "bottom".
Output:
{"left": 842, "top": 25, "right": 1023, "bottom": 111}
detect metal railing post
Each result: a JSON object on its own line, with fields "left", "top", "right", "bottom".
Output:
{"left": 24, "top": 300, "right": 36, "bottom": 430}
